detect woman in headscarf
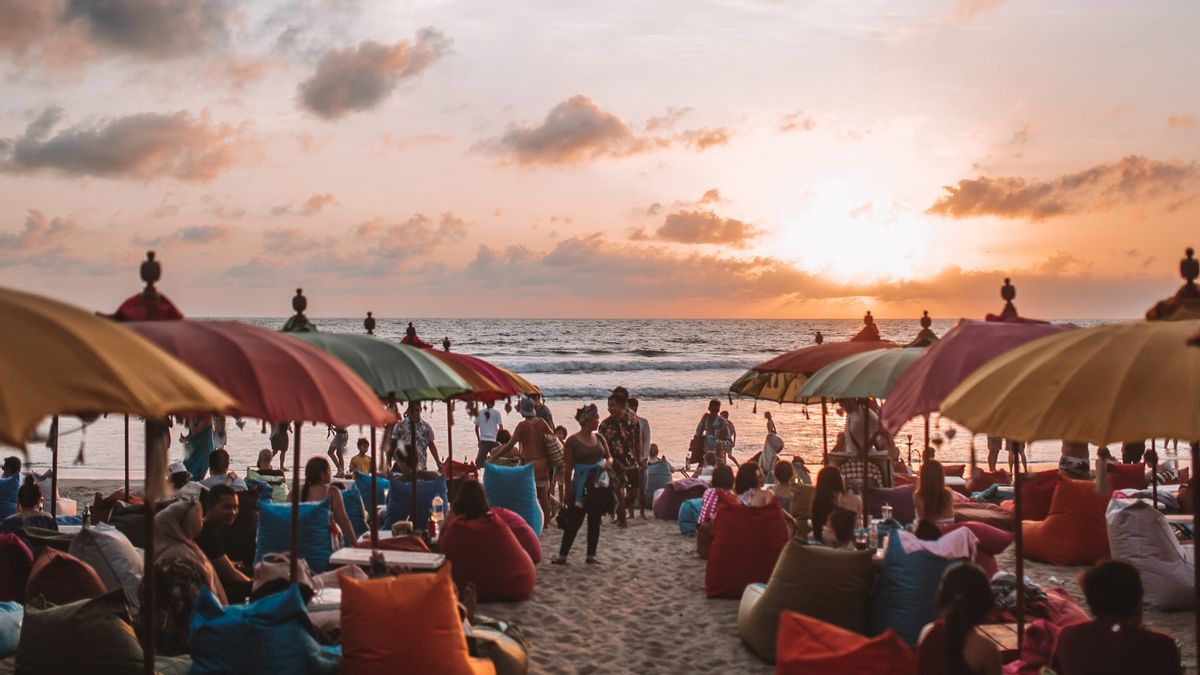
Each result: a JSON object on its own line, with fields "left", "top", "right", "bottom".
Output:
{"left": 154, "top": 500, "right": 227, "bottom": 604}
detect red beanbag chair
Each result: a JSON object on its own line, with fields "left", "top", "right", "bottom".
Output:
{"left": 0, "top": 533, "right": 33, "bottom": 602}
{"left": 1106, "top": 462, "right": 1147, "bottom": 491}
{"left": 26, "top": 548, "right": 106, "bottom": 605}
{"left": 492, "top": 507, "right": 542, "bottom": 564}
{"left": 966, "top": 469, "right": 1011, "bottom": 494}
{"left": 439, "top": 513, "right": 535, "bottom": 602}
{"left": 1012, "top": 469, "right": 1059, "bottom": 521}
{"left": 704, "top": 494, "right": 788, "bottom": 599}
{"left": 653, "top": 479, "right": 708, "bottom": 520}
{"left": 1023, "top": 477, "right": 1111, "bottom": 566}
{"left": 942, "top": 464, "right": 966, "bottom": 478}
{"left": 939, "top": 521, "right": 1014, "bottom": 577}
{"left": 776, "top": 610, "right": 915, "bottom": 675}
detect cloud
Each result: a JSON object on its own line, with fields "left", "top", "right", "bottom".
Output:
{"left": 1167, "top": 115, "right": 1197, "bottom": 131}
{"left": 0, "top": 0, "right": 91, "bottom": 72}
{"left": 297, "top": 29, "right": 452, "bottom": 120}
{"left": 354, "top": 212, "right": 469, "bottom": 258}
{"left": 261, "top": 227, "right": 334, "bottom": 255}
{"left": 0, "top": 108, "right": 253, "bottom": 182}
{"left": 272, "top": 192, "right": 337, "bottom": 217}
{"left": 480, "top": 95, "right": 732, "bottom": 166}
{"left": 644, "top": 106, "right": 692, "bottom": 132}
{"left": 63, "top": 0, "right": 230, "bottom": 59}
{"left": 142, "top": 224, "right": 230, "bottom": 246}
{"left": 954, "top": 0, "right": 1004, "bottom": 22}
{"left": 779, "top": 112, "right": 817, "bottom": 133}
{"left": 632, "top": 209, "right": 760, "bottom": 247}
{"left": 699, "top": 188, "right": 722, "bottom": 204}
{"left": 1009, "top": 122, "right": 1033, "bottom": 147}
{"left": 0, "top": 209, "right": 78, "bottom": 265}
{"left": 927, "top": 155, "right": 1200, "bottom": 220}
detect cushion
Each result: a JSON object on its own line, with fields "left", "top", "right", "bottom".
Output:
{"left": 705, "top": 493, "right": 789, "bottom": 599}
{"left": 1106, "top": 462, "right": 1148, "bottom": 491}
{"left": 190, "top": 585, "right": 339, "bottom": 674}
{"left": 469, "top": 622, "right": 529, "bottom": 675}
{"left": 869, "top": 529, "right": 963, "bottom": 645}
{"left": 340, "top": 565, "right": 496, "bottom": 675}
{"left": 16, "top": 590, "right": 143, "bottom": 674}
{"left": 788, "top": 484, "right": 816, "bottom": 541}
{"left": 1022, "top": 477, "right": 1111, "bottom": 566}
{"left": 865, "top": 485, "right": 916, "bottom": 525}
{"left": 26, "top": 548, "right": 106, "bottom": 605}
{"left": 109, "top": 501, "right": 153, "bottom": 548}
{"left": 440, "top": 513, "right": 536, "bottom": 602}
{"left": 942, "top": 464, "right": 966, "bottom": 478}
{"left": 966, "top": 469, "right": 1010, "bottom": 494}
{"left": 939, "top": 521, "right": 1013, "bottom": 577}
{"left": 0, "top": 534, "right": 32, "bottom": 602}
{"left": 245, "top": 469, "right": 288, "bottom": 503}
{"left": 953, "top": 503, "right": 1014, "bottom": 531}
{"left": 341, "top": 483, "right": 369, "bottom": 540}
{"left": 67, "top": 524, "right": 142, "bottom": 611}
{"left": 221, "top": 489, "right": 260, "bottom": 567}
{"left": 91, "top": 490, "right": 142, "bottom": 525}
{"left": 678, "top": 498, "right": 703, "bottom": 536}
{"left": 354, "top": 471, "right": 389, "bottom": 506}
{"left": 775, "top": 611, "right": 915, "bottom": 675}
{"left": 642, "top": 461, "right": 674, "bottom": 508}
{"left": 492, "top": 507, "right": 542, "bottom": 564}
{"left": 1106, "top": 499, "right": 1194, "bottom": 611}
{"left": 385, "top": 474, "right": 450, "bottom": 532}
{"left": 0, "top": 602, "right": 21, "bottom": 659}
{"left": 1018, "top": 469, "right": 1060, "bottom": 521}
{"left": 652, "top": 478, "right": 708, "bottom": 520}
{"left": 0, "top": 475, "right": 18, "bottom": 522}
{"left": 255, "top": 498, "right": 333, "bottom": 573}
{"left": 736, "top": 539, "right": 873, "bottom": 662}
{"left": 481, "top": 464, "right": 540, "bottom": 534}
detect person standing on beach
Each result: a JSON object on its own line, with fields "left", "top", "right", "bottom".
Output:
{"left": 532, "top": 393, "right": 555, "bottom": 429}
{"left": 695, "top": 399, "right": 732, "bottom": 459}
{"left": 182, "top": 415, "right": 215, "bottom": 482}
{"left": 629, "top": 397, "right": 651, "bottom": 517}
{"left": 599, "top": 387, "right": 641, "bottom": 527}
{"left": 392, "top": 404, "right": 441, "bottom": 472}
{"left": 474, "top": 401, "right": 504, "bottom": 467}
{"left": 490, "top": 397, "right": 556, "bottom": 522}
{"left": 552, "top": 404, "right": 612, "bottom": 565}
{"left": 269, "top": 421, "right": 290, "bottom": 470}
{"left": 720, "top": 410, "right": 737, "bottom": 450}
{"left": 327, "top": 425, "right": 349, "bottom": 477}
{"left": 764, "top": 411, "right": 777, "bottom": 435}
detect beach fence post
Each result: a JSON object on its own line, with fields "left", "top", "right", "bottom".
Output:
{"left": 124, "top": 415, "right": 130, "bottom": 499}
{"left": 289, "top": 422, "right": 302, "bottom": 582}
{"left": 142, "top": 418, "right": 166, "bottom": 675}
{"left": 859, "top": 398, "right": 870, "bottom": 520}
{"left": 370, "top": 426, "right": 378, "bottom": 550}
{"left": 49, "top": 416, "right": 58, "bottom": 519}
{"left": 446, "top": 401, "right": 454, "bottom": 501}
{"left": 820, "top": 398, "right": 828, "bottom": 464}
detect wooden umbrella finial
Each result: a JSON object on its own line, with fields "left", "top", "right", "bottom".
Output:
{"left": 1146, "top": 247, "right": 1200, "bottom": 321}
{"left": 282, "top": 288, "right": 318, "bottom": 332}
{"left": 140, "top": 251, "right": 161, "bottom": 300}
{"left": 364, "top": 311, "right": 376, "bottom": 335}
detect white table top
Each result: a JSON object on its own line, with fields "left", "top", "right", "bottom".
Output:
{"left": 329, "top": 547, "right": 445, "bottom": 570}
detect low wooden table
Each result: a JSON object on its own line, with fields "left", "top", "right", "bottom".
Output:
{"left": 329, "top": 548, "right": 445, "bottom": 570}
{"left": 979, "top": 623, "right": 1021, "bottom": 662}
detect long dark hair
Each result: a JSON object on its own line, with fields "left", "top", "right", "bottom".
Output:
{"left": 734, "top": 462, "right": 761, "bottom": 495}
{"left": 17, "top": 475, "right": 41, "bottom": 509}
{"left": 811, "top": 466, "right": 845, "bottom": 538}
{"left": 711, "top": 463, "right": 735, "bottom": 490}
{"left": 304, "top": 456, "right": 329, "bottom": 491}
{"left": 452, "top": 480, "right": 490, "bottom": 520}
{"left": 916, "top": 459, "right": 952, "bottom": 520}
{"left": 936, "top": 563, "right": 994, "bottom": 672}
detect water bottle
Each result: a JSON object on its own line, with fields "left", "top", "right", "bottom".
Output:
{"left": 430, "top": 495, "right": 445, "bottom": 529}
{"left": 868, "top": 521, "right": 879, "bottom": 550}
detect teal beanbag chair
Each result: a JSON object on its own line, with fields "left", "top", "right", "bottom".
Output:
{"left": 0, "top": 475, "right": 18, "bottom": 521}
{"left": 190, "top": 586, "right": 339, "bottom": 674}
{"left": 483, "top": 463, "right": 542, "bottom": 534}
{"left": 643, "top": 462, "right": 674, "bottom": 508}
{"left": 341, "top": 484, "right": 369, "bottom": 540}
{"left": 869, "top": 527, "right": 961, "bottom": 645}
{"left": 0, "top": 601, "right": 21, "bottom": 658}
{"left": 679, "top": 498, "right": 703, "bottom": 536}
{"left": 354, "top": 471, "right": 389, "bottom": 505}
{"left": 384, "top": 475, "right": 448, "bottom": 531}
{"left": 255, "top": 498, "right": 333, "bottom": 573}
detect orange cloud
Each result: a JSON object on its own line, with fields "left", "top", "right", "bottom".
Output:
{"left": 631, "top": 209, "right": 760, "bottom": 247}
{"left": 928, "top": 155, "right": 1200, "bottom": 220}
{"left": 1167, "top": 114, "right": 1197, "bottom": 131}
{"left": 779, "top": 112, "right": 817, "bottom": 133}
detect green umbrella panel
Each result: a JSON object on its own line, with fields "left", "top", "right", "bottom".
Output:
{"left": 290, "top": 333, "right": 470, "bottom": 401}
{"left": 797, "top": 347, "right": 926, "bottom": 400}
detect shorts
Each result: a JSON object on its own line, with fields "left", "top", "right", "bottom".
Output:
{"left": 329, "top": 429, "right": 349, "bottom": 453}
{"left": 524, "top": 458, "right": 550, "bottom": 488}
{"left": 1059, "top": 454, "right": 1090, "bottom": 479}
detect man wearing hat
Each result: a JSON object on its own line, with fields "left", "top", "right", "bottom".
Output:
{"left": 491, "top": 396, "right": 557, "bottom": 521}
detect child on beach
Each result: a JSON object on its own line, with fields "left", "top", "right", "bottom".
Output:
{"left": 349, "top": 438, "right": 372, "bottom": 475}
{"left": 328, "top": 426, "right": 349, "bottom": 477}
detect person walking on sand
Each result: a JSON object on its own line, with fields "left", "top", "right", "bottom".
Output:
{"left": 327, "top": 425, "right": 349, "bottom": 477}
{"left": 599, "top": 387, "right": 641, "bottom": 527}
{"left": 695, "top": 399, "right": 732, "bottom": 459}
{"left": 629, "top": 397, "right": 651, "bottom": 516}
{"left": 182, "top": 415, "right": 215, "bottom": 482}
{"left": 269, "top": 421, "right": 290, "bottom": 470}
{"left": 391, "top": 403, "right": 441, "bottom": 472}
{"left": 490, "top": 397, "right": 556, "bottom": 524}
{"left": 552, "top": 404, "right": 613, "bottom": 565}
{"left": 720, "top": 410, "right": 737, "bottom": 450}
{"left": 474, "top": 401, "right": 504, "bottom": 468}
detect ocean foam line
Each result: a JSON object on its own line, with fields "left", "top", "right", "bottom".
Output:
{"left": 538, "top": 386, "right": 731, "bottom": 400}
{"left": 496, "top": 358, "right": 757, "bottom": 374}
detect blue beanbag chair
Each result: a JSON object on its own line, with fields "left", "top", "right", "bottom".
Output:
{"left": 869, "top": 527, "right": 961, "bottom": 645}
{"left": 341, "top": 484, "right": 369, "bottom": 540}
{"left": 643, "top": 461, "right": 674, "bottom": 508}
{"left": 0, "top": 475, "right": 18, "bottom": 521}
{"left": 55, "top": 515, "right": 84, "bottom": 527}
{"left": 354, "top": 471, "right": 388, "bottom": 505}
{"left": 483, "top": 463, "right": 542, "bottom": 534}
{"left": 244, "top": 478, "right": 274, "bottom": 502}
{"left": 384, "top": 475, "right": 448, "bottom": 531}
{"left": 678, "top": 498, "right": 703, "bottom": 536}
{"left": 190, "top": 586, "right": 339, "bottom": 674}
{"left": 255, "top": 498, "right": 333, "bottom": 573}
{"left": 0, "top": 601, "right": 21, "bottom": 659}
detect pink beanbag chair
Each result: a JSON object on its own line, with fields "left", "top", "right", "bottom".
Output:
{"left": 0, "top": 533, "right": 33, "bottom": 602}
{"left": 939, "top": 521, "right": 1014, "bottom": 577}
{"left": 653, "top": 479, "right": 708, "bottom": 520}
{"left": 492, "top": 507, "right": 542, "bottom": 564}
{"left": 439, "top": 513, "right": 535, "bottom": 602}
{"left": 704, "top": 493, "right": 788, "bottom": 599}
{"left": 26, "top": 548, "right": 107, "bottom": 606}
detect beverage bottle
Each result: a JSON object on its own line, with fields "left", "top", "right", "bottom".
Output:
{"left": 430, "top": 494, "right": 445, "bottom": 538}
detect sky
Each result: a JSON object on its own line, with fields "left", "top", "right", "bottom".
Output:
{"left": 0, "top": 0, "right": 1197, "bottom": 319}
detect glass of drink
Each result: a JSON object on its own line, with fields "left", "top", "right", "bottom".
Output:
{"left": 881, "top": 504, "right": 893, "bottom": 522}
{"left": 854, "top": 528, "right": 869, "bottom": 550}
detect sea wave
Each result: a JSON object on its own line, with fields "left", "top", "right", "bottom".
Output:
{"left": 497, "top": 358, "right": 757, "bottom": 374}
{"left": 538, "top": 386, "right": 735, "bottom": 400}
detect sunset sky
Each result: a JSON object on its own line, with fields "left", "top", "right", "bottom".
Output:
{"left": 1, "top": 0, "right": 1197, "bottom": 319}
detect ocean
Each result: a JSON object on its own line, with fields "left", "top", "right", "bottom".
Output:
{"left": 14, "top": 316, "right": 1139, "bottom": 480}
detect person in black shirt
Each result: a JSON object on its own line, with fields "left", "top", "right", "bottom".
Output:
{"left": 197, "top": 485, "right": 251, "bottom": 602}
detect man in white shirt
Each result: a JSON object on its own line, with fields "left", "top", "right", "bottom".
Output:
{"left": 198, "top": 448, "right": 248, "bottom": 492}
{"left": 474, "top": 401, "right": 504, "bottom": 467}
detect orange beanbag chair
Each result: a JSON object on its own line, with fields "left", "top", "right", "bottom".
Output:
{"left": 340, "top": 566, "right": 495, "bottom": 675}
{"left": 1003, "top": 469, "right": 1058, "bottom": 521}
{"left": 966, "top": 469, "right": 1010, "bottom": 494}
{"left": 1023, "top": 477, "right": 1111, "bottom": 566}
{"left": 1106, "top": 462, "right": 1147, "bottom": 491}
{"left": 492, "top": 507, "right": 542, "bottom": 564}
{"left": 26, "top": 549, "right": 106, "bottom": 606}
{"left": 0, "top": 534, "right": 33, "bottom": 603}
{"left": 776, "top": 610, "right": 915, "bottom": 675}
{"left": 439, "top": 513, "right": 535, "bottom": 601}
{"left": 705, "top": 493, "right": 789, "bottom": 599}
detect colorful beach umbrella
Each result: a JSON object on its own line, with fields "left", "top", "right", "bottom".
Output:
{"left": 797, "top": 347, "right": 926, "bottom": 401}
{"left": 429, "top": 349, "right": 540, "bottom": 401}
{"left": 290, "top": 333, "right": 471, "bottom": 402}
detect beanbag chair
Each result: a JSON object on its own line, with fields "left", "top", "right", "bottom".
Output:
{"left": 1106, "top": 499, "right": 1194, "bottom": 610}
{"left": 1015, "top": 469, "right": 1059, "bottom": 521}
{"left": 385, "top": 474, "right": 450, "bottom": 532}
{"left": 91, "top": 490, "right": 142, "bottom": 525}
{"left": 942, "top": 464, "right": 966, "bottom": 477}
{"left": 939, "top": 521, "right": 1013, "bottom": 577}
{"left": 340, "top": 565, "right": 495, "bottom": 675}
{"left": 737, "top": 539, "right": 873, "bottom": 662}
{"left": 0, "top": 534, "right": 32, "bottom": 602}
{"left": 469, "top": 619, "right": 530, "bottom": 675}
{"left": 190, "top": 585, "right": 339, "bottom": 674}
{"left": 788, "top": 484, "right": 816, "bottom": 540}
{"left": 109, "top": 501, "right": 155, "bottom": 548}
{"left": 642, "top": 461, "right": 674, "bottom": 507}
{"left": 255, "top": 498, "right": 333, "bottom": 573}
{"left": 492, "top": 507, "right": 542, "bottom": 564}
{"left": 954, "top": 502, "right": 1014, "bottom": 531}
{"left": 866, "top": 485, "right": 916, "bottom": 524}
{"left": 870, "top": 529, "right": 965, "bottom": 645}
{"left": 15, "top": 590, "right": 143, "bottom": 674}
{"left": 1022, "top": 477, "right": 1110, "bottom": 566}
{"left": 354, "top": 471, "right": 389, "bottom": 506}
{"left": 341, "top": 483, "right": 369, "bottom": 540}
{"left": 440, "top": 513, "right": 536, "bottom": 602}
{"left": 67, "top": 524, "right": 142, "bottom": 611}
{"left": 0, "top": 602, "right": 21, "bottom": 659}
{"left": 678, "top": 497, "right": 703, "bottom": 536}
{"left": 0, "top": 475, "right": 18, "bottom": 521}
{"left": 705, "top": 493, "right": 789, "bottom": 599}
{"left": 481, "top": 464, "right": 540, "bottom": 534}
{"left": 1106, "top": 462, "right": 1148, "bottom": 491}
{"left": 776, "top": 611, "right": 915, "bottom": 675}
{"left": 966, "top": 469, "right": 1010, "bottom": 494}
{"left": 26, "top": 548, "right": 106, "bottom": 605}
{"left": 653, "top": 478, "right": 708, "bottom": 520}
{"left": 246, "top": 468, "right": 288, "bottom": 503}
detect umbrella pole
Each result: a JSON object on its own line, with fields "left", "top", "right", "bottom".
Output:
{"left": 446, "top": 401, "right": 454, "bottom": 501}
{"left": 49, "top": 416, "right": 59, "bottom": 519}
{"left": 1193, "top": 440, "right": 1199, "bottom": 675}
{"left": 370, "top": 426, "right": 378, "bottom": 550}
{"left": 124, "top": 416, "right": 130, "bottom": 500}
{"left": 860, "top": 399, "right": 870, "bottom": 522}
{"left": 1013, "top": 450, "right": 1025, "bottom": 653}
{"left": 821, "top": 398, "right": 828, "bottom": 465}
{"left": 923, "top": 414, "right": 930, "bottom": 461}
{"left": 142, "top": 419, "right": 163, "bottom": 675}
{"left": 410, "top": 414, "right": 419, "bottom": 532}
{"left": 290, "top": 423, "right": 302, "bottom": 583}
